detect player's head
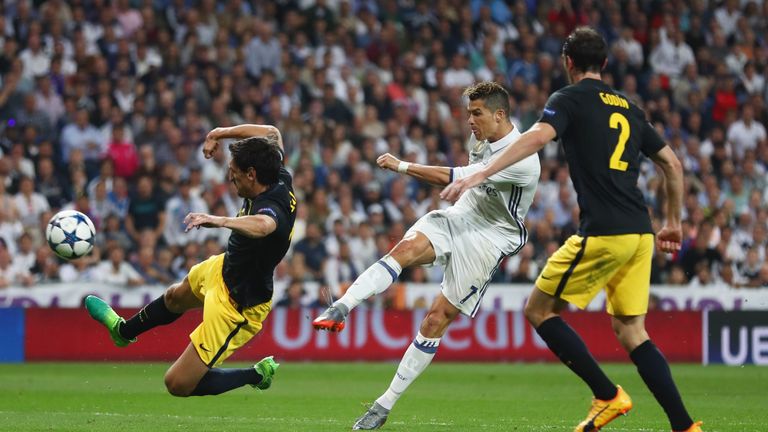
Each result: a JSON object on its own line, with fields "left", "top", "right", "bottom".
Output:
{"left": 562, "top": 27, "right": 607, "bottom": 82}
{"left": 463, "top": 81, "right": 512, "bottom": 141}
{"left": 228, "top": 137, "right": 282, "bottom": 197}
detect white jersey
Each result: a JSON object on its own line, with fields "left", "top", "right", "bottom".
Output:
{"left": 449, "top": 128, "right": 540, "bottom": 255}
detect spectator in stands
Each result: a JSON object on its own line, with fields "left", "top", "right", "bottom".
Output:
{"left": 0, "top": 179, "right": 22, "bottom": 255}
{"left": 15, "top": 231, "right": 36, "bottom": 273}
{"left": 97, "top": 213, "right": 133, "bottom": 253}
{"left": 324, "top": 240, "right": 364, "bottom": 295}
{"left": 36, "top": 157, "right": 68, "bottom": 209}
{"left": 59, "top": 252, "right": 97, "bottom": 283}
{"left": 106, "top": 123, "right": 140, "bottom": 179}
{"left": 7, "top": 142, "right": 35, "bottom": 182}
{"left": 93, "top": 247, "right": 144, "bottom": 287}
{"left": 739, "top": 247, "right": 764, "bottom": 285}
{"left": 505, "top": 244, "right": 539, "bottom": 283}
{"left": 245, "top": 20, "right": 281, "bottom": 79}
{"left": 59, "top": 108, "right": 105, "bottom": 178}
{"left": 16, "top": 93, "right": 53, "bottom": 139}
{"left": 0, "top": 239, "right": 33, "bottom": 287}
{"left": 727, "top": 104, "right": 766, "bottom": 160}
{"left": 125, "top": 175, "right": 165, "bottom": 246}
{"left": 19, "top": 33, "right": 49, "bottom": 81}
{"left": 275, "top": 280, "right": 305, "bottom": 308}
{"left": 293, "top": 222, "right": 328, "bottom": 281}
{"left": 753, "top": 263, "right": 768, "bottom": 288}
{"left": 348, "top": 221, "right": 377, "bottom": 268}
{"left": 13, "top": 176, "right": 50, "bottom": 230}
{"left": 163, "top": 177, "right": 209, "bottom": 250}
{"left": 715, "top": 260, "right": 738, "bottom": 287}
{"left": 34, "top": 74, "right": 64, "bottom": 126}
{"left": 88, "top": 180, "right": 111, "bottom": 229}
{"left": 688, "top": 261, "right": 716, "bottom": 288}
{"left": 133, "top": 246, "right": 173, "bottom": 285}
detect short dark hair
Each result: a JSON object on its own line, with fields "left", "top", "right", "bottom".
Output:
{"left": 229, "top": 137, "right": 282, "bottom": 185}
{"left": 562, "top": 27, "right": 607, "bottom": 73}
{"left": 462, "top": 81, "right": 511, "bottom": 117}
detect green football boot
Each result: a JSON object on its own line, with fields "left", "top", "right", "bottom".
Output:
{"left": 252, "top": 356, "right": 280, "bottom": 390}
{"left": 84, "top": 295, "right": 135, "bottom": 347}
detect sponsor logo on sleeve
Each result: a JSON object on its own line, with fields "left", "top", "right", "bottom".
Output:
{"left": 258, "top": 207, "right": 278, "bottom": 217}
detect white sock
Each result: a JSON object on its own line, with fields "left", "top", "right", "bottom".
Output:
{"left": 335, "top": 255, "right": 402, "bottom": 311}
{"left": 375, "top": 332, "right": 440, "bottom": 410}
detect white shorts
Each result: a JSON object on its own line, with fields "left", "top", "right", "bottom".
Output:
{"left": 406, "top": 210, "right": 506, "bottom": 317}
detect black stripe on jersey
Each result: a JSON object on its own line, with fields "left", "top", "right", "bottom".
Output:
{"left": 554, "top": 237, "right": 588, "bottom": 298}
{"left": 470, "top": 254, "right": 507, "bottom": 318}
{"left": 207, "top": 315, "right": 249, "bottom": 368}
{"left": 506, "top": 185, "right": 528, "bottom": 255}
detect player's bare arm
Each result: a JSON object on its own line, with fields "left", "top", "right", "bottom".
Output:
{"left": 183, "top": 212, "right": 277, "bottom": 238}
{"left": 203, "top": 124, "right": 284, "bottom": 158}
{"left": 649, "top": 145, "right": 684, "bottom": 253}
{"left": 377, "top": 152, "right": 451, "bottom": 186}
{"left": 441, "top": 122, "right": 555, "bottom": 201}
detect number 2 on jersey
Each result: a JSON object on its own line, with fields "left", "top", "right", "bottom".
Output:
{"left": 609, "top": 112, "right": 630, "bottom": 171}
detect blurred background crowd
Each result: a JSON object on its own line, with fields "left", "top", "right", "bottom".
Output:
{"left": 0, "top": 0, "right": 767, "bottom": 307}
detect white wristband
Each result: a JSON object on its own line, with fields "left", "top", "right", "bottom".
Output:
{"left": 397, "top": 161, "right": 410, "bottom": 174}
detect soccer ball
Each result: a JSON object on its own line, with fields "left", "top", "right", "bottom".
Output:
{"left": 46, "top": 210, "right": 96, "bottom": 260}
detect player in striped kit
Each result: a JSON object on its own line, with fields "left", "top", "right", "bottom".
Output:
{"left": 313, "top": 81, "right": 540, "bottom": 430}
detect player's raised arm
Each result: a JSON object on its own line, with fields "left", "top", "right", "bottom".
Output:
{"left": 440, "top": 122, "right": 555, "bottom": 201}
{"left": 203, "top": 124, "right": 284, "bottom": 158}
{"left": 376, "top": 153, "right": 451, "bottom": 186}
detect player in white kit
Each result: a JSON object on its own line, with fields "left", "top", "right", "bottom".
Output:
{"left": 312, "top": 82, "right": 540, "bottom": 430}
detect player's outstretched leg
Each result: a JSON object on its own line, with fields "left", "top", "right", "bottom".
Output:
{"left": 353, "top": 402, "right": 389, "bottom": 430}
{"left": 84, "top": 295, "right": 135, "bottom": 347}
{"left": 313, "top": 255, "right": 402, "bottom": 332}
{"left": 188, "top": 356, "right": 280, "bottom": 396}
{"left": 574, "top": 385, "right": 633, "bottom": 432}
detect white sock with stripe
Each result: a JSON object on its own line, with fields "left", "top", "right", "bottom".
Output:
{"left": 335, "top": 255, "right": 402, "bottom": 312}
{"left": 375, "top": 332, "right": 440, "bottom": 410}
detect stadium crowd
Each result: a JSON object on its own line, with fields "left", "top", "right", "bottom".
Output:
{"left": 0, "top": 0, "right": 767, "bottom": 305}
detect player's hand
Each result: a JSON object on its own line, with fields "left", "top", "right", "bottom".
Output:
{"left": 203, "top": 128, "right": 225, "bottom": 159}
{"left": 376, "top": 153, "right": 401, "bottom": 172}
{"left": 440, "top": 171, "right": 486, "bottom": 202}
{"left": 184, "top": 213, "right": 226, "bottom": 231}
{"left": 656, "top": 224, "right": 682, "bottom": 253}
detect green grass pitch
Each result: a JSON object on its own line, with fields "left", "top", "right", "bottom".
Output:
{"left": 0, "top": 362, "right": 764, "bottom": 431}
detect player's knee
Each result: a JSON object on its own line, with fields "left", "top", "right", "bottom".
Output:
{"left": 611, "top": 319, "right": 648, "bottom": 351}
{"left": 523, "top": 301, "right": 544, "bottom": 327}
{"left": 164, "top": 372, "right": 193, "bottom": 397}
{"left": 391, "top": 237, "right": 424, "bottom": 264}
{"left": 421, "top": 311, "right": 449, "bottom": 336}
{"left": 611, "top": 319, "right": 623, "bottom": 337}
